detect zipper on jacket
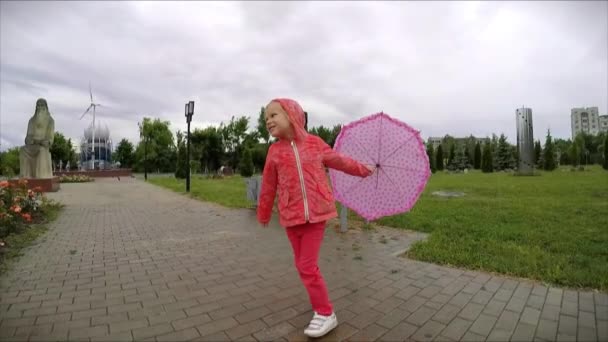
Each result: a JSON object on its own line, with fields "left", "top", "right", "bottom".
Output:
{"left": 291, "top": 141, "right": 310, "bottom": 222}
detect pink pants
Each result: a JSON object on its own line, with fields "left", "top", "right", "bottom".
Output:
{"left": 286, "top": 221, "right": 333, "bottom": 316}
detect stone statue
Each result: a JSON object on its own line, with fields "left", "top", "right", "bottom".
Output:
{"left": 59, "top": 160, "right": 63, "bottom": 171}
{"left": 19, "top": 99, "right": 55, "bottom": 179}
{"left": 66, "top": 161, "right": 70, "bottom": 171}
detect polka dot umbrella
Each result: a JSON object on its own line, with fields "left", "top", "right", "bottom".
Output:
{"left": 329, "top": 112, "right": 431, "bottom": 221}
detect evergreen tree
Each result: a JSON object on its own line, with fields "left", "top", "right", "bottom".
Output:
{"left": 543, "top": 129, "right": 557, "bottom": 171}
{"left": 481, "top": 142, "right": 493, "bottom": 173}
{"left": 534, "top": 140, "right": 542, "bottom": 168}
{"left": 474, "top": 142, "right": 482, "bottom": 169}
{"left": 496, "top": 134, "right": 511, "bottom": 170}
{"left": 436, "top": 144, "right": 444, "bottom": 171}
{"left": 448, "top": 143, "right": 456, "bottom": 166}
{"left": 426, "top": 143, "right": 436, "bottom": 173}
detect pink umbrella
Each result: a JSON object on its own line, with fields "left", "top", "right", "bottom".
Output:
{"left": 329, "top": 112, "right": 431, "bottom": 221}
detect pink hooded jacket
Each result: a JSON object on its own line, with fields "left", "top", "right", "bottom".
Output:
{"left": 257, "top": 98, "right": 372, "bottom": 228}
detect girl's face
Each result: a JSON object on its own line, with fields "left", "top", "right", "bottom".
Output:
{"left": 265, "top": 101, "right": 293, "bottom": 139}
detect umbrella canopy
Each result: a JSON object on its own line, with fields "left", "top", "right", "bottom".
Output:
{"left": 329, "top": 112, "right": 431, "bottom": 221}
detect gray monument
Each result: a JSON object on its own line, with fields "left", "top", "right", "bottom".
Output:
{"left": 516, "top": 107, "right": 534, "bottom": 175}
{"left": 20, "top": 99, "right": 55, "bottom": 179}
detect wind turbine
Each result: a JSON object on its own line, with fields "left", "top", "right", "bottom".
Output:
{"left": 80, "top": 82, "right": 103, "bottom": 169}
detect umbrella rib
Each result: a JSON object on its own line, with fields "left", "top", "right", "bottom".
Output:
{"left": 377, "top": 114, "right": 382, "bottom": 165}
{"left": 379, "top": 134, "right": 418, "bottom": 164}
{"left": 379, "top": 167, "right": 409, "bottom": 200}
{"left": 350, "top": 136, "right": 378, "bottom": 164}
{"left": 381, "top": 164, "right": 423, "bottom": 173}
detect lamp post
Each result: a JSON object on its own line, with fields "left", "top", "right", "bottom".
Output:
{"left": 185, "top": 101, "right": 194, "bottom": 192}
{"left": 143, "top": 132, "right": 148, "bottom": 181}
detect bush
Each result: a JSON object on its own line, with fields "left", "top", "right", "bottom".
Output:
{"left": 239, "top": 148, "right": 254, "bottom": 178}
{"left": 0, "top": 180, "right": 46, "bottom": 239}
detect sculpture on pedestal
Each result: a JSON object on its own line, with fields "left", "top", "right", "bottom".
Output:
{"left": 20, "top": 99, "right": 55, "bottom": 179}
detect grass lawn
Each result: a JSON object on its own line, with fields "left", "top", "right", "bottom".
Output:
{"left": 148, "top": 175, "right": 252, "bottom": 208}
{"left": 148, "top": 167, "right": 608, "bottom": 291}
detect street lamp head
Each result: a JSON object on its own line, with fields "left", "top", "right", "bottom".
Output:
{"left": 188, "top": 101, "right": 195, "bottom": 116}
{"left": 185, "top": 103, "right": 189, "bottom": 118}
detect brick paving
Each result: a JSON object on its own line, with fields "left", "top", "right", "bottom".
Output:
{"left": 0, "top": 177, "right": 606, "bottom": 341}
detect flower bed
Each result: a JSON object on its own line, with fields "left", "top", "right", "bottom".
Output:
{"left": 59, "top": 175, "right": 94, "bottom": 183}
{"left": 0, "top": 179, "right": 62, "bottom": 268}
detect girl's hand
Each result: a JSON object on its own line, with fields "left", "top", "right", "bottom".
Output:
{"left": 365, "top": 164, "right": 376, "bottom": 176}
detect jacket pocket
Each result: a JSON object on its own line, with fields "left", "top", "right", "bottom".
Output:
{"left": 278, "top": 189, "right": 289, "bottom": 212}
{"left": 317, "top": 181, "right": 334, "bottom": 202}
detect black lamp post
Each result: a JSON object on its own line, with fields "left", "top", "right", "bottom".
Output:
{"left": 141, "top": 129, "right": 148, "bottom": 181}
{"left": 185, "top": 101, "right": 194, "bottom": 192}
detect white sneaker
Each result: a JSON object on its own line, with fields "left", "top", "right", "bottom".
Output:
{"left": 304, "top": 312, "right": 338, "bottom": 338}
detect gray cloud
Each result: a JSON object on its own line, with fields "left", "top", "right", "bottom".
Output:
{"left": 1, "top": 1, "right": 606, "bottom": 151}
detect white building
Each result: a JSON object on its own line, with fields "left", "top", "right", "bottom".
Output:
{"left": 571, "top": 107, "right": 608, "bottom": 139}
{"left": 600, "top": 115, "right": 608, "bottom": 134}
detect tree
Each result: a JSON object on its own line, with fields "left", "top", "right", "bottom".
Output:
{"left": 50, "top": 132, "right": 73, "bottom": 166}
{"left": 251, "top": 144, "right": 269, "bottom": 173}
{"left": 496, "top": 134, "right": 512, "bottom": 170}
{"left": 603, "top": 134, "right": 608, "bottom": 170}
{"left": 436, "top": 144, "right": 444, "bottom": 171}
{"left": 474, "top": 142, "right": 482, "bottom": 169}
{"left": 309, "top": 125, "right": 342, "bottom": 148}
{"left": 534, "top": 140, "right": 542, "bottom": 167}
{"left": 447, "top": 146, "right": 470, "bottom": 172}
{"left": 174, "top": 131, "right": 188, "bottom": 179}
{"left": 239, "top": 148, "right": 254, "bottom": 178}
{"left": 220, "top": 115, "right": 250, "bottom": 169}
{"left": 114, "top": 139, "right": 135, "bottom": 168}
{"left": 448, "top": 143, "right": 456, "bottom": 166}
{"left": 426, "top": 143, "right": 436, "bottom": 173}
{"left": 0, "top": 147, "right": 20, "bottom": 176}
{"left": 256, "top": 107, "right": 270, "bottom": 145}
{"left": 136, "top": 117, "right": 176, "bottom": 173}
{"left": 191, "top": 126, "right": 224, "bottom": 174}
{"left": 481, "top": 141, "right": 493, "bottom": 173}
{"left": 543, "top": 129, "right": 557, "bottom": 171}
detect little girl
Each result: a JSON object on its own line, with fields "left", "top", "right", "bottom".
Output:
{"left": 257, "top": 98, "right": 374, "bottom": 338}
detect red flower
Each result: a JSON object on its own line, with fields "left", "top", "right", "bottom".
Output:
{"left": 11, "top": 205, "right": 21, "bottom": 213}
{"left": 21, "top": 213, "right": 32, "bottom": 222}
{"left": 0, "top": 181, "right": 8, "bottom": 188}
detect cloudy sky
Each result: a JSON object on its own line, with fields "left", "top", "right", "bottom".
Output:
{"left": 1, "top": 1, "right": 606, "bottom": 151}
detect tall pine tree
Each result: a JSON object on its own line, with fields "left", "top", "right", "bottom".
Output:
{"left": 496, "top": 134, "right": 512, "bottom": 171}
{"left": 436, "top": 144, "right": 444, "bottom": 171}
{"left": 448, "top": 143, "right": 456, "bottom": 166}
{"left": 543, "top": 129, "right": 557, "bottom": 171}
{"left": 426, "top": 143, "right": 436, "bottom": 173}
{"left": 474, "top": 142, "right": 482, "bottom": 169}
{"left": 481, "top": 142, "right": 493, "bottom": 173}
{"left": 534, "top": 140, "right": 542, "bottom": 168}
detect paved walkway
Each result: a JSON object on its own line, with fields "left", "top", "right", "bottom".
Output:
{"left": 0, "top": 178, "right": 606, "bottom": 342}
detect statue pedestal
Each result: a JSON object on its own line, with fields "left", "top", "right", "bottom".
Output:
{"left": 8, "top": 177, "right": 60, "bottom": 193}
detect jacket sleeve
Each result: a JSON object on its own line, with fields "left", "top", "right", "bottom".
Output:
{"left": 257, "top": 145, "right": 278, "bottom": 224}
{"left": 320, "top": 137, "right": 373, "bottom": 177}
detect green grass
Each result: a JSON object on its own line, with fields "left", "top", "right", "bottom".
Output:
{"left": 378, "top": 166, "right": 608, "bottom": 291}
{"left": 148, "top": 167, "right": 608, "bottom": 290}
{"left": 148, "top": 175, "right": 252, "bottom": 208}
